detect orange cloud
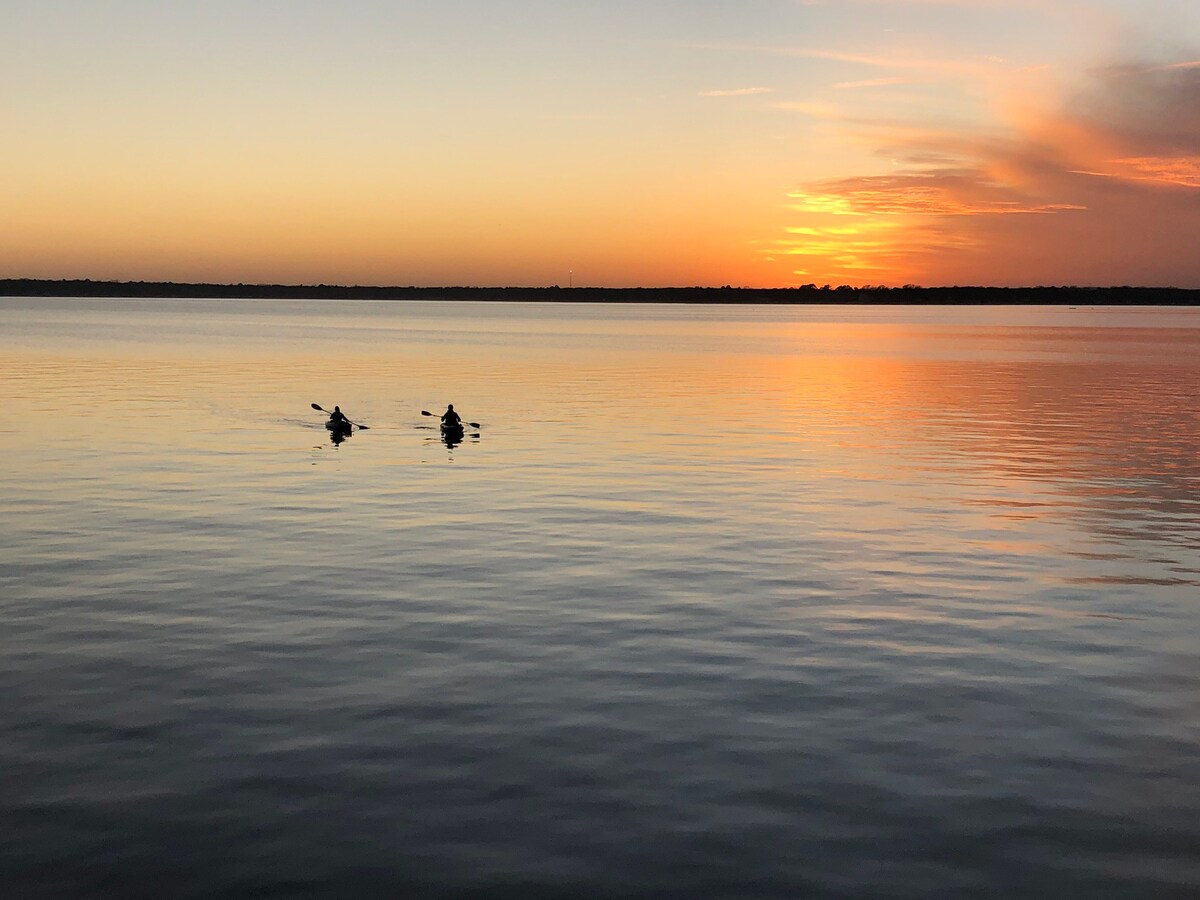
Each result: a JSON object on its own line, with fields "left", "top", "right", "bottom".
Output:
{"left": 1079, "top": 157, "right": 1200, "bottom": 189}
{"left": 789, "top": 174, "right": 1084, "bottom": 217}
{"left": 767, "top": 57, "right": 1200, "bottom": 286}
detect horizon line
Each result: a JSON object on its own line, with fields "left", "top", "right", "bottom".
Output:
{"left": 3, "top": 277, "right": 1199, "bottom": 293}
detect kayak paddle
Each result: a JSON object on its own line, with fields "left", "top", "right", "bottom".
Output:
{"left": 312, "top": 403, "right": 369, "bottom": 429}
{"left": 422, "top": 410, "right": 480, "bottom": 428}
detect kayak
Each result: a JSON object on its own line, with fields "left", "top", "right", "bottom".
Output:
{"left": 441, "top": 421, "right": 465, "bottom": 437}
{"left": 326, "top": 419, "right": 353, "bottom": 435}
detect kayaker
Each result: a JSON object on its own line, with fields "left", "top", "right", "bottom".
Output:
{"left": 329, "top": 406, "right": 349, "bottom": 426}
{"left": 441, "top": 404, "right": 462, "bottom": 427}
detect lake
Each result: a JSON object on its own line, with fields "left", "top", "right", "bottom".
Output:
{"left": 2, "top": 298, "right": 1198, "bottom": 898}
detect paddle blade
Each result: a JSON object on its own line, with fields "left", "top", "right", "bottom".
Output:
{"left": 311, "top": 403, "right": 324, "bottom": 411}
{"left": 421, "top": 410, "right": 433, "bottom": 416}
{"left": 467, "top": 422, "right": 481, "bottom": 429}
{"left": 357, "top": 424, "right": 370, "bottom": 430}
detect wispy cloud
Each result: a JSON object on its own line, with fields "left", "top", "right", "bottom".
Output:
{"left": 1092, "top": 157, "right": 1200, "bottom": 188}
{"left": 770, "top": 100, "right": 844, "bottom": 118}
{"left": 683, "top": 41, "right": 1016, "bottom": 79}
{"left": 847, "top": 0, "right": 1023, "bottom": 6}
{"left": 788, "top": 173, "right": 1085, "bottom": 216}
{"left": 832, "top": 77, "right": 915, "bottom": 89}
{"left": 779, "top": 0, "right": 1030, "bottom": 6}
{"left": 696, "top": 87, "right": 774, "bottom": 97}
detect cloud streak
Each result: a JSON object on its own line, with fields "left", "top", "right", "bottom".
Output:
{"left": 832, "top": 77, "right": 915, "bottom": 89}
{"left": 697, "top": 87, "right": 774, "bottom": 97}
{"left": 685, "top": 41, "right": 1018, "bottom": 79}
{"left": 789, "top": 173, "right": 1085, "bottom": 216}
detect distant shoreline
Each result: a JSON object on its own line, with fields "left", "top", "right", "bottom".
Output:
{"left": 3, "top": 278, "right": 1199, "bottom": 305}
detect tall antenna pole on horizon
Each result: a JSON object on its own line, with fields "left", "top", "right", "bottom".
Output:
{"left": 569, "top": 269, "right": 573, "bottom": 289}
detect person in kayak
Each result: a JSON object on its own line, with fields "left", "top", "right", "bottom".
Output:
{"left": 329, "top": 406, "right": 349, "bottom": 427}
{"left": 441, "top": 404, "right": 462, "bottom": 428}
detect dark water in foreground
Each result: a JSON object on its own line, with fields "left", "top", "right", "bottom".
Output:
{"left": 2, "top": 299, "right": 1199, "bottom": 898}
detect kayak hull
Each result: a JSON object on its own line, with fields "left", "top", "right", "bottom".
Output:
{"left": 326, "top": 420, "right": 353, "bottom": 435}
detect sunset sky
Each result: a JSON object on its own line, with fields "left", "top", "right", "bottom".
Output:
{"left": 4, "top": 0, "right": 1200, "bottom": 288}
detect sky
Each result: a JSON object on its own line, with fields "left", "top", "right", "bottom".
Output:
{"left": 4, "top": 0, "right": 1200, "bottom": 288}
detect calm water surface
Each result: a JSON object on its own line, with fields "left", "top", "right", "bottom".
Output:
{"left": 2, "top": 298, "right": 1199, "bottom": 898}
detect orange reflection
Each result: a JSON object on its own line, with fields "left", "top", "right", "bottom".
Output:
{"left": 753, "top": 322, "right": 1200, "bottom": 561}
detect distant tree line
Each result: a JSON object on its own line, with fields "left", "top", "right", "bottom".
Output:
{"left": 2, "top": 278, "right": 1198, "bottom": 305}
